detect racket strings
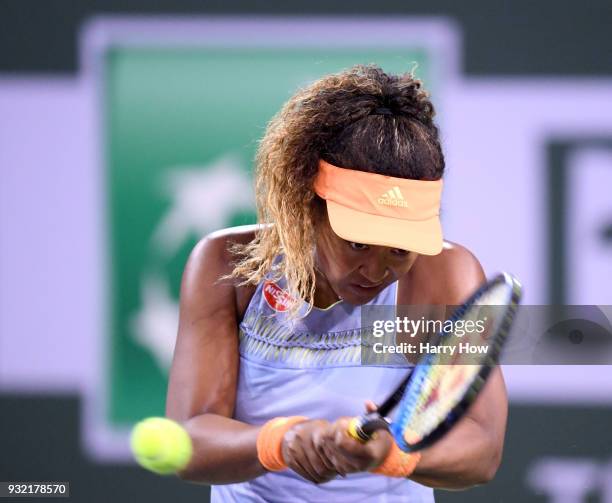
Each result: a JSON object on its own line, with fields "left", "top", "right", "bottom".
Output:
{"left": 390, "top": 280, "right": 519, "bottom": 451}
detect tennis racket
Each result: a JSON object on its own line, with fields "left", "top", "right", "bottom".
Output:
{"left": 348, "top": 272, "right": 522, "bottom": 452}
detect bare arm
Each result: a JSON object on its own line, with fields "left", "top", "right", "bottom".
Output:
{"left": 407, "top": 243, "right": 509, "bottom": 489}
{"left": 165, "top": 229, "right": 337, "bottom": 485}
{"left": 410, "top": 367, "right": 508, "bottom": 489}
{"left": 313, "top": 243, "right": 509, "bottom": 489}
{"left": 165, "top": 231, "right": 265, "bottom": 484}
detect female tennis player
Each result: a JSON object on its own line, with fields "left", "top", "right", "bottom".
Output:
{"left": 166, "top": 65, "right": 508, "bottom": 502}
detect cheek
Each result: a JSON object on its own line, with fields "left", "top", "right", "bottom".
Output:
{"left": 324, "top": 249, "right": 355, "bottom": 282}
{"left": 317, "top": 240, "right": 358, "bottom": 282}
{"left": 392, "top": 253, "right": 419, "bottom": 275}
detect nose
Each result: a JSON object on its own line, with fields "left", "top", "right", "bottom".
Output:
{"left": 358, "top": 258, "right": 390, "bottom": 285}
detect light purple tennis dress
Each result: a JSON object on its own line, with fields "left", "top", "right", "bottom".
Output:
{"left": 210, "top": 274, "right": 435, "bottom": 503}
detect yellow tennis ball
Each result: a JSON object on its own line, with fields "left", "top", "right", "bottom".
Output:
{"left": 130, "top": 417, "right": 193, "bottom": 475}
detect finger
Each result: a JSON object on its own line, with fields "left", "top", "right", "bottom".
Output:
{"left": 311, "top": 426, "right": 337, "bottom": 473}
{"left": 290, "top": 461, "right": 320, "bottom": 483}
{"left": 303, "top": 440, "right": 336, "bottom": 483}
{"left": 283, "top": 427, "right": 324, "bottom": 483}
{"left": 316, "top": 425, "right": 344, "bottom": 475}
{"left": 339, "top": 427, "right": 394, "bottom": 472}
{"left": 323, "top": 418, "right": 369, "bottom": 473}
{"left": 364, "top": 400, "right": 378, "bottom": 413}
{"left": 288, "top": 444, "right": 324, "bottom": 483}
{"left": 368, "top": 430, "right": 394, "bottom": 466}
{"left": 300, "top": 426, "right": 337, "bottom": 482}
{"left": 331, "top": 423, "right": 371, "bottom": 473}
{"left": 321, "top": 441, "right": 361, "bottom": 475}
{"left": 335, "top": 420, "right": 366, "bottom": 454}
{"left": 334, "top": 425, "right": 380, "bottom": 472}
{"left": 289, "top": 436, "right": 334, "bottom": 484}
{"left": 307, "top": 423, "right": 338, "bottom": 480}
{"left": 330, "top": 448, "right": 366, "bottom": 473}
{"left": 320, "top": 426, "right": 354, "bottom": 476}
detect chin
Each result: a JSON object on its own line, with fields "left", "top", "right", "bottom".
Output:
{"left": 339, "top": 284, "right": 383, "bottom": 305}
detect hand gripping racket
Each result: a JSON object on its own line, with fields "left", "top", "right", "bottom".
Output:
{"left": 348, "top": 272, "right": 522, "bottom": 452}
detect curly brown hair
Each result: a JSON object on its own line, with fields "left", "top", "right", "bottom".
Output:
{"left": 229, "top": 64, "right": 445, "bottom": 316}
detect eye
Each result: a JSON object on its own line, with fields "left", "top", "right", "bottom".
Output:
{"left": 391, "top": 248, "right": 411, "bottom": 257}
{"left": 348, "top": 241, "right": 370, "bottom": 251}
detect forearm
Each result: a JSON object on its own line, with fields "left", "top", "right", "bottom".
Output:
{"left": 409, "top": 416, "right": 503, "bottom": 490}
{"left": 177, "top": 413, "right": 265, "bottom": 484}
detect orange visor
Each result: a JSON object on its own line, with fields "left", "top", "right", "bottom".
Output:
{"left": 313, "top": 160, "right": 443, "bottom": 255}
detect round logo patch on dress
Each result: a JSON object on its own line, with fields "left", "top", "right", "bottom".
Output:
{"left": 263, "top": 281, "right": 296, "bottom": 312}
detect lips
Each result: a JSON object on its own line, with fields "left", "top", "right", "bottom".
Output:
{"left": 353, "top": 277, "right": 386, "bottom": 289}
{"left": 342, "top": 282, "right": 387, "bottom": 305}
{"left": 349, "top": 282, "right": 385, "bottom": 296}
{"left": 356, "top": 282, "right": 384, "bottom": 289}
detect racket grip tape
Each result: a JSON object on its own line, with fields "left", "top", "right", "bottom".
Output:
{"left": 347, "top": 413, "right": 390, "bottom": 442}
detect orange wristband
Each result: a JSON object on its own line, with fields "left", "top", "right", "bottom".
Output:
{"left": 370, "top": 442, "right": 421, "bottom": 478}
{"left": 256, "top": 416, "right": 309, "bottom": 472}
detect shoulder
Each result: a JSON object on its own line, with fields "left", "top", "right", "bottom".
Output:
{"left": 183, "top": 225, "right": 261, "bottom": 319}
{"left": 188, "top": 224, "right": 260, "bottom": 275}
{"left": 402, "top": 241, "right": 486, "bottom": 305}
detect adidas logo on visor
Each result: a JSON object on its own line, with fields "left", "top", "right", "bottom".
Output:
{"left": 377, "top": 186, "right": 409, "bottom": 207}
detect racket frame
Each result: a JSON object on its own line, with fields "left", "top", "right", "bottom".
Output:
{"left": 349, "top": 272, "right": 522, "bottom": 452}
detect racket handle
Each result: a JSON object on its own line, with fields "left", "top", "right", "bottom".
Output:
{"left": 347, "top": 413, "right": 390, "bottom": 442}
